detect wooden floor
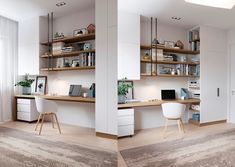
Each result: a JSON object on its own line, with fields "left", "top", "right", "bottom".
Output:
{"left": 118, "top": 123, "right": 235, "bottom": 167}
{"left": 0, "top": 121, "right": 117, "bottom": 152}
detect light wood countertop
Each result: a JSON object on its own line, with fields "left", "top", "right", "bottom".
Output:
{"left": 118, "top": 99, "right": 200, "bottom": 109}
{"left": 15, "top": 95, "right": 95, "bottom": 103}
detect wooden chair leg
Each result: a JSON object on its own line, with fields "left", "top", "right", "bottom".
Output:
{"left": 54, "top": 113, "right": 61, "bottom": 134}
{"left": 180, "top": 119, "right": 185, "bottom": 133}
{"left": 39, "top": 114, "right": 45, "bottom": 135}
{"left": 177, "top": 119, "right": 182, "bottom": 134}
{"left": 163, "top": 119, "right": 168, "bottom": 138}
{"left": 51, "top": 113, "right": 55, "bottom": 128}
{"left": 35, "top": 113, "right": 41, "bottom": 131}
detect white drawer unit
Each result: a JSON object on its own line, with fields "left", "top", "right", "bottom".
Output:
{"left": 17, "top": 99, "right": 39, "bottom": 122}
{"left": 118, "top": 109, "right": 134, "bottom": 137}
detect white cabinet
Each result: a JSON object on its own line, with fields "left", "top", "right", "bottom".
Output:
{"left": 200, "top": 26, "right": 227, "bottom": 123}
{"left": 118, "top": 108, "right": 134, "bottom": 137}
{"left": 118, "top": 11, "right": 140, "bottom": 80}
{"left": 18, "top": 17, "right": 39, "bottom": 75}
{"left": 17, "top": 99, "right": 39, "bottom": 122}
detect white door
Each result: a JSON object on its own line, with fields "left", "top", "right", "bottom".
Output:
{"left": 229, "top": 45, "right": 235, "bottom": 122}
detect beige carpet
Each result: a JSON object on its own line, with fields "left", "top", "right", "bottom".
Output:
{"left": 0, "top": 126, "right": 117, "bottom": 167}
{"left": 120, "top": 129, "right": 235, "bottom": 167}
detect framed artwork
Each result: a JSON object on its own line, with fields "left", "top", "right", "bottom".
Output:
{"left": 118, "top": 80, "right": 134, "bottom": 100}
{"left": 73, "top": 28, "right": 88, "bottom": 37}
{"left": 35, "top": 76, "right": 47, "bottom": 95}
{"left": 164, "top": 41, "right": 175, "bottom": 48}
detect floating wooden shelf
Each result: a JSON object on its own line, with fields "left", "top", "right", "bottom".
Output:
{"left": 140, "top": 73, "right": 200, "bottom": 77}
{"left": 41, "top": 50, "right": 95, "bottom": 58}
{"left": 40, "top": 66, "right": 95, "bottom": 71}
{"left": 141, "top": 59, "right": 199, "bottom": 65}
{"left": 188, "top": 119, "right": 200, "bottom": 126}
{"left": 40, "top": 33, "right": 95, "bottom": 45}
{"left": 140, "top": 45, "right": 200, "bottom": 55}
{"left": 157, "top": 74, "right": 200, "bottom": 77}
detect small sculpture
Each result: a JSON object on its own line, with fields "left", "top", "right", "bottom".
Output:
{"left": 175, "top": 40, "right": 184, "bottom": 49}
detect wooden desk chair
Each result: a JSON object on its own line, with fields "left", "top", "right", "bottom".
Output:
{"left": 161, "top": 102, "right": 186, "bottom": 137}
{"left": 35, "top": 96, "right": 61, "bottom": 135}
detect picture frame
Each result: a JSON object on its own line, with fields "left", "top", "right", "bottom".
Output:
{"left": 73, "top": 28, "right": 88, "bottom": 37}
{"left": 118, "top": 80, "right": 134, "bottom": 100}
{"left": 56, "top": 58, "right": 64, "bottom": 68}
{"left": 164, "top": 41, "right": 175, "bottom": 48}
{"left": 35, "top": 76, "right": 47, "bottom": 95}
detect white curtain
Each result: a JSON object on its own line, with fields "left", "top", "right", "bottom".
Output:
{"left": 0, "top": 16, "right": 18, "bottom": 122}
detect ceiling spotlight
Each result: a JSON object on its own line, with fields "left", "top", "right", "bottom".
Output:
{"left": 185, "top": 0, "right": 235, "bottom": 9}
{"left": 56, "top": 2, "right": 66, "bottom": 7}
{"left": 171, "top": 17, "right": 181, "bottom": 21}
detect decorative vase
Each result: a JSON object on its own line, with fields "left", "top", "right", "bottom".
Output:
{"left": 118, "top": 95, "right": 126, "bottom": 104}
{"left": 22, "top": 87, "right": 31, "bottom": 95}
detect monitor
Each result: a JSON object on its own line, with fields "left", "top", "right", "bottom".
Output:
{"left": 161, "top": 90, "right": 176, "bottom": 100}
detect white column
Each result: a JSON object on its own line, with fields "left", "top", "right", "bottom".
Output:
{"left": 95, "top": 0, "right": 118, "bottom": 135}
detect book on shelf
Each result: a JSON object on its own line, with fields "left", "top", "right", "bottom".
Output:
{"left": 80, "top": 53, "right": 95, "bottom": 67}
{"left": 189, "top": 30, "right": 200, "bottom": 51}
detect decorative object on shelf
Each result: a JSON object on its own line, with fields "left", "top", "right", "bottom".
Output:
{"left": 171, "top": 69, "right": 176, "bottom": 75}
{"left": 54, "top": 32, "right": 65, "bottom": 40}
{"left": 35, "top": 76, "right": 47, "bottom": 95}
{"left": 87, "top": 24, "right": 95, "bottom": 34}
{"left": 152, "top": 38, "right": 159, "bottom": 46}
{"left": 143, "top": 52, "right": 150, "bottom": 60}
{"left": 73, "top": 28, "right": 88, "bottom": 37}
{"left": 88, "top": 83, "right": 95, "bottom": 98}
{"left": 56, "top": 58, "right": 64, "bottom": 68}
{"left": 64, "top": 58, "right": 70, "bottom": 67}
{"left": 83, "top": 43, "right": 92, "bottom": 50}
{"left": 62, "top": 46, "right": 74, "bottom": 53}
{"left": 118, "top": 79, "right": 133, "bottom": 104}
{"left": 164, "top": 41, "right": 175, "bottom": 48}
{"left": 15, "top": 74, "right": 35, "bottom": 95}
{"left": 71, "top": 59, "right": 80, "bottom": 67}
{"left": 175, "top": 40, "right": 184, "bottom": 49}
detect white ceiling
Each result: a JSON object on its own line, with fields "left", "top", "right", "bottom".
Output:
{"left": 1, "top": 0, "right": 235, "bottom": 30}
{"left": 0, "top": 0, "right": 94, "bottom": 22}
{"left": 118, "top": 0, "right": 235, "bottom": 30}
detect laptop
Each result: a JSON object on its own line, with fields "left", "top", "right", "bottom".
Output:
{"left": 161, "top": 90, "right": 176, "bottom": 100}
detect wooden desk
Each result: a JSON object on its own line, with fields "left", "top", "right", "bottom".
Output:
{"left": 13, "top": 95, "right": 95, "bottom": 121}
{"left": 118, "top": 99, "right": 200, "bottom": 109}
{"left": 15, "top": 95, "right": 95, "bottom": 103}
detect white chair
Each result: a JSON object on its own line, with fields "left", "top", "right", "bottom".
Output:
{"left": 161, "top": 102, "right": 186, "bottom": 137}
{"left": 35, "top": 96, "right": 61, "bottom": 135}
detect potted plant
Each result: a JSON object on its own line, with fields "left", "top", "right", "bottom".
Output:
{"left": 118, "top": 80, "right": 133, "bottom": 104}
{"left": 15, "top": 74, "right": 35, "bottom": 95}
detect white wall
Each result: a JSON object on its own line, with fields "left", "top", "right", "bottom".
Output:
{"left": 39, "top": 7, "right": 96, "bottom": 128}
{"left": 18, "top": 17, "right": 39, "bottom": 75}
{"left": 134, "top": 21, "right": 191, "bottom": 130}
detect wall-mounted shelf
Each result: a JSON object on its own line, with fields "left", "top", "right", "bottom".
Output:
{"left": 140, "top": 73, "right": 199, "bottom": 77}
{"left": 141, "top": 59, "right": 199, "bottom": 65}
{"left": 41, "top": 50, "right": 96, "bottom": 58}
{"left": 140, "top": 45, "right": 200, "bottom": 55}
{"left": 40, "top": 33, "right": 95, "bottom": 45}
{"left": 40, "top": 66, "right": 95, "bottom": 71}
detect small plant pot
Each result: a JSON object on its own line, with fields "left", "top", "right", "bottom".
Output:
{"left": 22, "top": 87, "right": 31, "bottom": 95}
{"left": 118, "top": 95, "right": 126, "bottom": 104}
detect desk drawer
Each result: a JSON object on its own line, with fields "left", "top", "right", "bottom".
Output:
{"left": 118, "top": 116, "right": 134, "bottom": 126}
{"left": 17, "top": 104, "right": 31, "bottom": 112}
{"left": 17, "top": 112, "right": 30, "bottom": 121}
{"left": 118, "top": 125, "right": 134, "bottom": 137}
{"left": 17, "top": 99, "right": 31, "bottom": 105}
{"left": 118, "top": 109, "right": 134, "bottom": 116}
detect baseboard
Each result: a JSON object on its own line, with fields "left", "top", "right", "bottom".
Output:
{"left": 96, "top": 132, "right": 118, "bottom": 140}
{"left": 200, "top": 120, "right": 227, "bottom": 126}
